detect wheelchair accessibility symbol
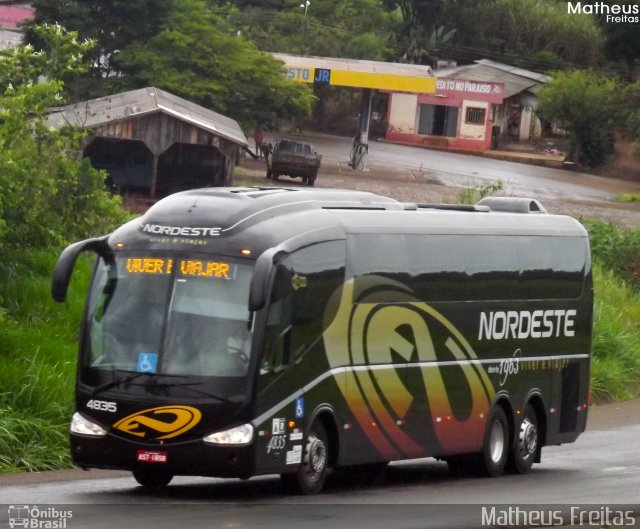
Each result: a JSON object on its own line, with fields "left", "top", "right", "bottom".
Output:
{"left": 295, "top": 397, "right": 304, "bottom": 419}
{"left": 137, "top": 352, "right": 158, "bottom": 373}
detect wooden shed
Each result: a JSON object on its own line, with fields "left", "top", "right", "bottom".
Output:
{"left": 48, "top": 87, "right": 249, "bottom": 197}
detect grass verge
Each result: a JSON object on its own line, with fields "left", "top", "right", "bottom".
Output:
{"left": 591, "top": 265, "right": 640, "bottom": 402}
{"left": 0, "top": 249, "right": 91, "bottom": 472}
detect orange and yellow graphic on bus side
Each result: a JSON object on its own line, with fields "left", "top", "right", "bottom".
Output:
{"left": 323, "top": 276, "right": 495, "bottom": 457}
{"left": 125, "top": 258, "right": 232, "bottom": 279}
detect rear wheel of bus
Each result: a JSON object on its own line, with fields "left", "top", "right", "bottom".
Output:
{"left": 281, "top": 423, "right": 329, "bottom": 494}
{"left": 477, "top": 406, "right": 509, "bottom": 477}
{"left": 507, "top": 403, "right": 539, "bottom": 474}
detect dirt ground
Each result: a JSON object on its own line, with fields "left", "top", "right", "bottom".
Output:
{"left": 236, "top": 159, "right": 640, "bottom": 230}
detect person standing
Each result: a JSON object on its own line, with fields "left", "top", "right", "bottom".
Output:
{"left": 254, "top": 129, "right": 264, "bottom": 157}
{"left": 261, "top": 142, "right": 273, "bottom": 165}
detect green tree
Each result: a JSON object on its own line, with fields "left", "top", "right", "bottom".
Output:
{"left": 537, "top": 70, "right": 619, "bottom": 167}
{"left": 398, "top": 24, "right": 456, "bottom": 64}
{"left": 385, "top": 0, "right": 605, "bottom": 69}
{"left": 597, "top": 0, "right": 640, "bottom": 76}
{"left": 238, "top": 0, "right": 394, "bottom": 60}
{"left": 619, "top": 82, "right": 640, "bottom": 159}
{"left": 0, "top": 24, "right": 126, "bottom": 249}
{"left": 25, "top": 0, "right": 173, "bottom": 100}
{"left": 462, "top": 0, "right": 604, "bottom": 67}
{"left": 115, "top": 0, "right": 314, "bottom": 130}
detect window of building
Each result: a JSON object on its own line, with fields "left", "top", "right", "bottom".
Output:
{"left": 465, "top": 107, "right": 486, "bottom": 125}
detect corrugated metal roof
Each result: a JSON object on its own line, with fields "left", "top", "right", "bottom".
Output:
{"left": 475, "top": 59, "right": 551, "bottom": 83}
{"left": 436, "top": 60, "right": 549, "bottom": 99}
{"left": 273, "top": 53, "right": 434, "bottom": 79}
{"left": 48, "top": 87, "right": 248, "bottom": 147}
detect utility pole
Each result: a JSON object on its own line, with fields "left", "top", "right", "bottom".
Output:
{"left": 300, "top": 0, "right": 310, "bottom": 55}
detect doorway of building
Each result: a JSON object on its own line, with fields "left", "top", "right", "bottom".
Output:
{"left": 418, "top": 104, "right": 459, "bottom": 137}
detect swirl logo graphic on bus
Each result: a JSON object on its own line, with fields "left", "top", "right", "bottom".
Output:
{"left": 113, "top": 405, "right": 202, "bottom": 440}
{"left": 323, "top": 277, "right": 495, "bottom": 458}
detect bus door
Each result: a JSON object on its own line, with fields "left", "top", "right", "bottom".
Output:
{"left": 254, "top": 240, "right": 346, "bottom": 472}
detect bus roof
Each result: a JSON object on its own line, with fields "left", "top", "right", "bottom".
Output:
{"left": 110, "top": 187, "right": 587, "bottom": 255}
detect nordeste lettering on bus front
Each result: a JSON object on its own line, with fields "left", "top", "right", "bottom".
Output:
{"left": 140, "top": 223, "right": 222, "bottom": 237}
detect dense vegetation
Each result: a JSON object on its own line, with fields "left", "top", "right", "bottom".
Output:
{"left": 0, "top": 26, "right": 127, "bottom": 471}
{"left": 583, "top": 220, "right": 640, "bottom": 402}
{"left": 0, "top": 25, "right": 127, "bottom": 249}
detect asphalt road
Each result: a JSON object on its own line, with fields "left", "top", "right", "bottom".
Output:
{"left": 1, "top": 400, "right": 639, "bottom": 529}
{"left": 263, "top": 132, "right": 640, "bottom": 205}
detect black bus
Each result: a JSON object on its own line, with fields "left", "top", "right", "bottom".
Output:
{"left": 52, "top": 187, "right": 593, "bottom": 494}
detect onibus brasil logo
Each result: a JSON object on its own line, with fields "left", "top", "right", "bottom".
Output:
{"left": 7, "top": 505, "right": 73, "bottom": 528}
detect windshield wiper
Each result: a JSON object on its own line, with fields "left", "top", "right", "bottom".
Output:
{"left": 92, "top": 372, "right": 152, "bottom": 396}
{"left": 91, "top": 372, "right": 236, "bottom": 403}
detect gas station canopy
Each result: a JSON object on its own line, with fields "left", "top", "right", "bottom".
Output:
{"left": 273, "top": 53, "right": 436, "bottom": 93}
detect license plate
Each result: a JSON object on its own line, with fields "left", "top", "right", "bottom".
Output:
{"left": 136, "top": 450, "right": 168, "bottom": 464}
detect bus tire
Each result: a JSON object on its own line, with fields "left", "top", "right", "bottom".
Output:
{"left": 132, "top": 469, "right": 173, "bottom": 488}
{"left": 281, "top": 423, "right": 329, "bottom": 495}
{"left": 508, "top": 404, "right": 538, "bottom": 474}
{"left": 477, "top": 406, "right": 509, "bottom": 477}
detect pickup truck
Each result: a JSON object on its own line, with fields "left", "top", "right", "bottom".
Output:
{"left": 266, "top": 139, "right": 322, "bottom": 186}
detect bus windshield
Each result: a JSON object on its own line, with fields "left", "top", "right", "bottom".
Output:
{"left": 84, "top": 253, "right": 253, "bottom": 379}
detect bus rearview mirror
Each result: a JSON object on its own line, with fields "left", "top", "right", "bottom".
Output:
{"left": 52, "top": 236, "right": 108, "bottom": 303}
{"left": 249, "top": 248, "right": 285, "bottom": 311}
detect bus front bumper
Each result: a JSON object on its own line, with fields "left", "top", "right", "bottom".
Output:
{"left": 71, "top": 433, "right": 256, "bottom": 479}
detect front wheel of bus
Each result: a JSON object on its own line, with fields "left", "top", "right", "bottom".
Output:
{"left": 132, "top": 469, "right": 173, "bottom": 489}
{"left": 478, "top": 406, "right": 509, "bottom": 477}
{"left": 281, "top": 424, "right": 329, "bottom": 495}
{"left": 508, "top": 404, "right": 538, "bottom": 474}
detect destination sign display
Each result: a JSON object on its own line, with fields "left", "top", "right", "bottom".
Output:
{"left": 125, "top": 258, "right": 233, "bottom": 279}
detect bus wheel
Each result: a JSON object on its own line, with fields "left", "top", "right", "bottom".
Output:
{"left": 132, "top": 469, "right": 173, "bottom": 488}
{"left": 508, "top": 404, "right": 538, "bottom": 474}
{"left": 477, "top": 406, "right": 509, "bottom": 477}
{"left": 281, "top": 424, "right": 329, "bottom": 494}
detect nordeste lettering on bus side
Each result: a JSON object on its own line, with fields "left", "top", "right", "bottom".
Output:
{"left": 478, "top": 309, "right": 577, "bottom": 341}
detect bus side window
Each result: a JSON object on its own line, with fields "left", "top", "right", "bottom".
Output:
{"left": 260, "top": 241, "right": 346, "bottom": 377}
{"left": 261, "top": 268, "right": 293, "bottom": 374}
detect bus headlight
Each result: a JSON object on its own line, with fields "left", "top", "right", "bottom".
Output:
{"left": 70, "top": 412, "right": 107, "bottom": 437}
{"left": 203, "top": 423, "right": 254, "bottom": 445}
